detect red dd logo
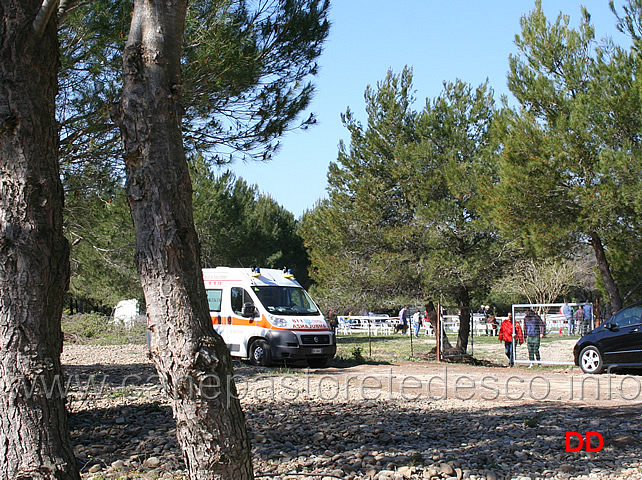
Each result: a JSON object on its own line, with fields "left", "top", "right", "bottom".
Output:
{"left": 565, "top": 432, "right": 604, "bottom": 452}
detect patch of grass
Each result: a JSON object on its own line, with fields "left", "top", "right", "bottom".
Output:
{"left": 524, "top": 413, "right": 542, "bottom": 428}
{"left": 467, "top": 335, "right": 499, "bottom": 344}
{"left": 62, "top": 313, "right": 146, "bottom": 345}
{"left": 335, "top": 333, "right": 575, "bottom": 366}
{"left": 335, "top": 334, "right": 437, "bottom": 363}
{"left": 108, "top": 387, "right": 145, "bottom": 399}
{"left": 256, "top": 366, "right": 303, "bottom": 376}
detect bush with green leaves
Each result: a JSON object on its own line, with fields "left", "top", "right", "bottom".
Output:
{"left": 62, "top": 313, "right": 146, "bottom": 345}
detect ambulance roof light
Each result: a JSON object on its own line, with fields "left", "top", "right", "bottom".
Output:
{"left": 282, "top": 267, "right": 294, "bottom": 279}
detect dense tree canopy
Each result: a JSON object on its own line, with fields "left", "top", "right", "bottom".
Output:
{"left": 303, "top": 2, "right": 642, "bottom": 344}
{"left": 59, "top": 0, "right": 329, "bottom": 310}
{"left": 58, "top": 0, "right": 330, "bottom": 169}
{"left": 487, "top": 0, "right": 642, "bottom": 311}
{"left": 302, "top": 68, "right": 513, "bottom": 352}
{"left": 64, "top": 177, "right": 140, "bottom": 310}
{"left": 191, "top": 156, "right": 310, "bottom": 285}
{"left": 53, "top": 0, "right": 642, "bottom": 332}
{"left": 302, "top": 69, "right": 420, "bottom": 314}
{"left": 64, "top": 159, "right": 311, "bottom": 311}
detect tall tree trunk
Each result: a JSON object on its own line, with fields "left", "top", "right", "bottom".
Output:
{"left": 116, "top": 1, "right": 253, "bottom": 478}
{"left": 455, "top": 290, "right": 471, "bottom": 353}
{"left": 426, "top": 307, "right": 454, "bottom": 354}
{"left": 590, "top": 231, "right": 622, "bottom": 313}
{"left": 0, "top": 1, "right": 79, "bottom": 478}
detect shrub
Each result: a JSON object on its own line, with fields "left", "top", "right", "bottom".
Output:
{"left": 62, "top": 313, "right": 146, "bottom": 345}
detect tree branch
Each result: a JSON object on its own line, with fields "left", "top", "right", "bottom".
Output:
{"left": 32, "top": 0, "right": 58, "bottom": 38}
{"left": 623, "top": 279, "right": 642, "bottom": 305}
{"left": 57, "top": 0, "right": 76, "bottom": 24}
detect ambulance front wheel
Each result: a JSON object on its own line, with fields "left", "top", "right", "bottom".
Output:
{"left": 249, "top": 339, "right": 272, "bottom": 367}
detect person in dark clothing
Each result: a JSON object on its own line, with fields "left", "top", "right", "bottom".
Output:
{"left": 524, "top": 308, "right": 545, "bottom": 367}
{"left": 327, "top": 308, "right": 338, "bottom": 334}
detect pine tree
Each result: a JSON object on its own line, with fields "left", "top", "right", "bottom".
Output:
{"left": 490, "top": 0, "right": 642, "bottom": 311}
{"left": 0, "top": 0, "right": 79, "bottom": 477}
{"left": 303, "top": 68, "right": 510, "bottom": 353}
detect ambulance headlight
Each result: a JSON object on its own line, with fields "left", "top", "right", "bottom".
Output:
{"left": 268, "top": 316, "right": 288, "bottom": 328}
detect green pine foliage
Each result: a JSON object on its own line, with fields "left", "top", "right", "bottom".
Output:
{"left": 64, "top": 168, "right": 141, "bottom": 311}
{"left": 302, "top": 68, "right": 514, "bottom": 351}
{"left": 56, "top": 0, "right": 642, "bottom": 316}
{"left": 486, "top": 0, "right": 642, "bottom": 308}
{"left": 57, "top": 0, "right": 328, "bottom": 307}
{"left": 190, "top": 156, "right": 310, "bottom": 286}
{"left": 58, "top": 0, "right": 330, "bottom": 167}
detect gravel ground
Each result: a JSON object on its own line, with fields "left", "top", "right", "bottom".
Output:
{"left": 61, "top": 343, "right": 642, "bottom": 480}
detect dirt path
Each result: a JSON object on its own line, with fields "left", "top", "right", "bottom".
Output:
{"left": 62, "top": 345, "right": 642, "bottom": 479}
{"left": 312, "top": 361, "right": 642, "bottom": 407}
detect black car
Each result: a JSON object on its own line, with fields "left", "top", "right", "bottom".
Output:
{"left": 574, "top": 302, "right": 642, "bottom": 374}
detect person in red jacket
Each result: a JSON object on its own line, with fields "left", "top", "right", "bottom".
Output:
{"left": 498, "top": 313, "right": 524, "bottom": 367}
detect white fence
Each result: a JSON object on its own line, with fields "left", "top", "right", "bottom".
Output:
{"left": 337, "top": 314, "right": 491, "bottom": 337}
{"left": 512, "top": 303, "right": 595, "bottom": 335}
{"left": 336, "top": 305, "right": 592, "bottom": 338}
{"left": 337, "top": 316, "right": 396, "bottom": 335}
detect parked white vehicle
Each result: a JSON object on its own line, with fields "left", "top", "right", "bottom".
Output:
{"left": 113, "top": 299, "right": 140, "bottom": 326}
{"left": 203, "top": 267, "right": 336, "bottom": 367}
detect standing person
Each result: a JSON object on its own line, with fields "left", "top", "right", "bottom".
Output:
{"left": 397, "top": 306, "right": 409, "bottom": 334}
{"left": 582, "top": 302, "right": 594, "bottom": 335}
{"left": 486, "top": 313, "right": 498, "bottom": 336}
{"left": 327, "top": 308, "right": 338, "bottom": 335}
{"left": 412, "top": 310, "right": 421, "bottom": 337}
{"left": 574, "top": 307, "right": 584, "bottom": 335}
{"left": 562, "top": 300, "right": 573, "bottom": 335}
{"left": 498, "top": 313, "right": 523, "bottom": 367}
{"left": 481, "top": 305, "right": 492, "bottom": 336}
{"left": 524, "top": 307, "right": 544, "bottom": 368}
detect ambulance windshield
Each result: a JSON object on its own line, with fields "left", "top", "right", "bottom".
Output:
{"left": 252, "top": 286, "right": 321, "bottom": 316}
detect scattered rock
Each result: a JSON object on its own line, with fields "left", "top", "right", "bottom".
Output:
{"left": 143, "top": 456, "right": 160, "bottom": 468}
{"left": 62, "top": 344, "right": 642, "bottom": 480}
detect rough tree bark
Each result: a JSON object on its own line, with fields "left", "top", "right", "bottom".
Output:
{"left": 115, "top": 1, "right": 254, "bottom": 478}
{"left": 0, "top": 0, "right": 80, "bottom": 478}
{"left": 426, "top": 305, "right": 454, "bottom": 354}
{"left": 455, "top": 291, "right": 471, "bottom": 353}
{"left": 590, "top": 231, "right": 623, "bottom": 313}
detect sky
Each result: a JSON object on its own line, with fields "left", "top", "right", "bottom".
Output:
{"left": 230, "top": 0, "right": 629, "bottom": 218}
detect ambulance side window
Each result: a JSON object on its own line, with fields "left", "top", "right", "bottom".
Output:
{"left": 231, "top": 287, "right": 253, "bottom": 316}
{"left": 206, "top": 289, "right": 222, "bottom": 312}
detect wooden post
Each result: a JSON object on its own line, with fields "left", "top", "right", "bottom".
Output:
{"left": 436, "top": 302, "right": 442, "bottom": 362}
{"left": 409, "top": 316, "right": 414, "bottom": 358}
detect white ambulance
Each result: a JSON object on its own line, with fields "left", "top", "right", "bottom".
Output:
{"left": 203, "top": 267, "right": 336, "bottom": 367}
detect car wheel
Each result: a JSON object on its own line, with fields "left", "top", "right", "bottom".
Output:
{"left": 249, "top": 339, "right": 272, "bottom": 367}
{"left": 307, "top": 357, "right": 329, "bottom": 368}
{"left": 579, "top": 345, "right": 604, "bottom": 374}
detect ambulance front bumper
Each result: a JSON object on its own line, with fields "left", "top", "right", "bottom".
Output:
{"left": 266, "top": 330, "right": 336, "bottom": 361}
